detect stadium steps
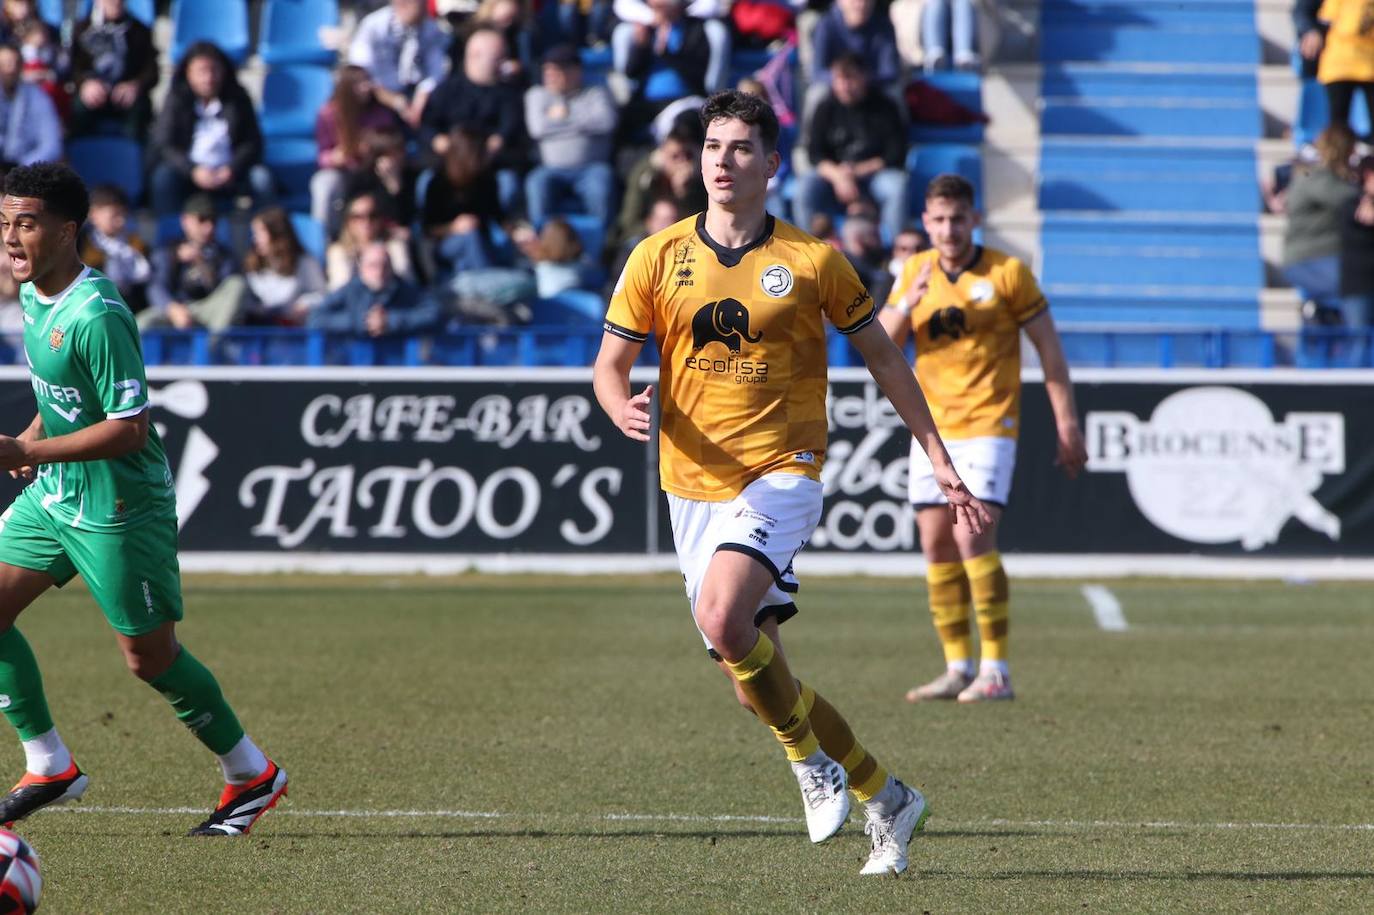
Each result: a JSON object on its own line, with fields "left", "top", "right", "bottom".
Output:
{"left": 1031, "top": 0, "right": 1266, "bottom": 330}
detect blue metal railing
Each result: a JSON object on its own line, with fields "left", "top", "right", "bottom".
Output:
{"left": 1, "top": 327, "right": 1368, "bottom": 369}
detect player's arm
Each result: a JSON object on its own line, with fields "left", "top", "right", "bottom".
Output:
{"left": 6, "top": 413, "right": 45, "bottom": 480}
{"left": 593, "top": 332, "right": 654, "bottom": 442}
{"left": 1023, "top": 310, "right": 1088, "bottom": 478}
{"left": 848, "top": 320, "right": 991, "bottom": 532}
{"left": 877, "top": 258, "right": 931, "bottom": 349}
{"left": 0, "top": 412, "right": 147, "bottom": 471}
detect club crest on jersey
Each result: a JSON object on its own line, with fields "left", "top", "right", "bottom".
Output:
{"left": 48, "top": 326, "right": 65, "bottom": 352}
{"left": 692, "top": 298, "right": 762, "bottom": 352}
{"left": 970, "top": 280, "right": 995, "bottom": 303}
{"left": 760, "top": 264, "right": 793, "bottom": 298}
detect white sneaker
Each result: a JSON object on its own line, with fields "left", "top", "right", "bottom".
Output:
{"left": 957, "top": 669, "right": 1015, "bottom": 703}
{"left": 791, "top": 752, "right": 849, "bottom": 843}
{"left": 860, "top": 782, "right": 930, "bottom": 876}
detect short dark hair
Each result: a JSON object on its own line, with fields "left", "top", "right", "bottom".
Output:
{"left": 925, "top": 173, "right": 976, "bottom": 207}
{"left": 88, "top": 183, "right": 129, "bottom": 210}
{"left": 4, "top": 162, "right": 90, "bottom": 225}
{"left": 699, "top": 89, "right": 780, "bottom": 154}
{"left": 830, "top": 51, "right": 867, "bottom": 74}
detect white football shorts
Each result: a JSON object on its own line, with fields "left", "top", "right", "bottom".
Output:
{"left": 908, "top": 435, "right": 1018, "bottom": 509}
{"left": 666, "top": 472, "right": 823, "bottom": 654}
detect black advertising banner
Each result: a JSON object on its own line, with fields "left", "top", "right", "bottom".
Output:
{"left": 0, "top": 370, "right": 651, "bottom": 553}
{"left": 0, "top": 367, "right": 1370, "bottom": 557}
{"left": 817, "top": 372, "right": 1374, "bottom": 557}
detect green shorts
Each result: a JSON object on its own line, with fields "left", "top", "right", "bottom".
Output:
{"left": 0, "top": 487, "right": 184, "bottom": 636}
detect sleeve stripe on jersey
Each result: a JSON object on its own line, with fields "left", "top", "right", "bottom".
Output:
{"left": 603, "top": 320, "right": 649, "bottom": 342}
{"left": 106, "top": 403, "right": 149, "bottom": 420}
{"left": 1018, "top": 299, "right": 1049, "bottom": 325}
{"left": 835, "top": 307, "right": 877, "bottom": 336}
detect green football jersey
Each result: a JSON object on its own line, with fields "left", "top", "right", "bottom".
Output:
{"left": 20, "top": 266, "right": 175, "bottom": 532}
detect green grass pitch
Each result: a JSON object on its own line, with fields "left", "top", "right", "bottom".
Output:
{"left": 7, "top": 574, "right": 1373, "bottom": 912}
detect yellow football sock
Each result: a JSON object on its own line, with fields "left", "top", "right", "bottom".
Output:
{"left": 724, "top": 633, "right": 819, "bottom": 762}
{"left": 926, "top": 560, "right": 973, "bottom": 666}
{"left": 965, "top": 551, "right": 1009, "bottom": 662}
{"left": 799, "top": 682, "right": 889, "bottom": 801}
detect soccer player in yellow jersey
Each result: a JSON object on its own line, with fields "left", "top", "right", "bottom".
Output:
{"left": 880, "top": 174, "right": 1088, "bottom": 704}
{"left": 593, "top": 90, "right": 990, "bottom": 876}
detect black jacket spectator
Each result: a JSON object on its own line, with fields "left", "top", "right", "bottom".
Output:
{"left": 69, "top": 0, "right": 157, "bottom": 137}
{"left": 807, "top": 88, "right": 907, "bottom": 172}
{"left": 420, "top": 74, "right": 526, "bottom": 170}
{"left": 624, "top": 16, "right": 710, "bottom": 97}
{"left": 149, "top": 53, "right": 262, "bottom": 180}
{"left": 421, "top": 166, "right": 502, "bottom": 233}
{"left": 148, "top": 238, "right": 237, "bottom": 311}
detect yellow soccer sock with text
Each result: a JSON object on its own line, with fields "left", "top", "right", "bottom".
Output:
{"left": 965, "top": 551, "right": 1010, "bottom": 664}
{"left": 926, "top": 560, "right": 974, "bottom": 670}
{"left": 799, "top": 682, "right": 889, "bottom": 801}
{"left": 724, "top": 632, "right": 819, "bottom": 763}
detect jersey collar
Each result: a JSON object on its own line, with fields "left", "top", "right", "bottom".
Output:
{"left": 940, "top": 245, "right": 983, "bottom": 285}
{"left": 32, "top": 264, "right": 92, "bottom": 306}
{"left": 695, "top": 212, "right": 775, "bottom": 268}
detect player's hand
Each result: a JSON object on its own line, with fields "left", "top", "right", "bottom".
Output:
{"left": 1056, "top": 421, "right": 1088, "bottom": 479}
{"left": 934, "top": 468, "right": 992, "bottom": 533}
{"left": 616, "top": 384, "right": 654, "bottom": 442}
{"left": 905, "top": 260, "right": 933, "bottom": 309}
{"left": 0, "top": 436, "right": 34, "bottom": 475}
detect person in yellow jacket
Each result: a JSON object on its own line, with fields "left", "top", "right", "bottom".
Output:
{"left": 1297, "top": 0, "right": 1374, "bottom": 131}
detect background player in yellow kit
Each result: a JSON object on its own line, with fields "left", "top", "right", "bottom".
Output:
{"left": 593, "top": 91, "right": 990, "bottom": 875}
{"left": 880, "top": 174, "right": 1088, "bottom": 703}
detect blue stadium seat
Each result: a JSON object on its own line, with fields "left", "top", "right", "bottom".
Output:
{"left": 260, "top": 0, "right": 341, "bottom": 66}
{"left": 290, "top": 211, "right": 326, "bottom": 261}
{"left": 37, "top": 0, "right": 61, "bottom": 27}
{"left": 529, "top": 289, "right": 604, "bottom": 324}
{"left": 908, "top": 72, "right": 984, "bottom": 144}
{"left": 264, "top": 137, "right": 318, "bottom": 211}
{"left": 260, "top": 65, "right": 334, "bottom": 138}
{"left": 77, "top": 0, "right": 155, "bottom": 25}
{"left": 67, "top": 137, "right": 145, "bottom": 203}
{"left": 171, "top": 0, "right": 250, "bottom": 64}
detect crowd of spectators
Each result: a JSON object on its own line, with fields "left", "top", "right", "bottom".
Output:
{"left": 0, "top": 0, "right": 979, "bottom": 336}
{"left": 1278, "top": 1, "right": 1374, "bottom": 342}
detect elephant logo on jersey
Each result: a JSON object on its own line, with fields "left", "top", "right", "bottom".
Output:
{"left": 692, "top": 298, "right": 763, "bottom": 352}
{"left": 928, "top": 306, "right": 968, "bottom": 341}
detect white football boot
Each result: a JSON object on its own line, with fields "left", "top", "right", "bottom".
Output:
{"left": 790, "top": 751, "right": 850, "bottom": 843}
{"left": 859, "top": 781, "right": 930, "bottom": 876}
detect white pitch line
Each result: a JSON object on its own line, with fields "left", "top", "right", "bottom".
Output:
{"left": 1082, "top": 583, "right": 1128, "bottom": 631}
{"left": 33, "top": 806, "right": 1374, "bottom": 833}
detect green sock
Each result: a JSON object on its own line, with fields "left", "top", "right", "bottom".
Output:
{"left": 149, "top": 648, "right": 245, "bottom": 756}
{"left": 0, "top": 627, "right": 54, "bottom": 741}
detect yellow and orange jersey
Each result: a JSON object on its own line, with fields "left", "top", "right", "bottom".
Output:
{"left": 606, "top": 213, "right": 875, "bottom": 501}
{"left": 887, "top": 246, "right": 1047, "bottom": 441}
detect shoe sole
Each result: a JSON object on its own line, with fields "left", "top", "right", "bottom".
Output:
{"left": 2, "top": 773, "right": 90, "bottom": 828}
{"left": 957, "top": 691, "right": 1015, "bottom": 704}
{"left": 905, "top": 688, "right": 962, "bottom": 703}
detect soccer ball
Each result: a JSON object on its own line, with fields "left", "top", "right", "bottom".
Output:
{"left": 0, "top": 828, "right": 40, "bottom": 913}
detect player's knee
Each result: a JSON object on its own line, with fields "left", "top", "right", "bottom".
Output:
{"left": 122, "top": 645, "right": 175, "bottom": 682}
{"left": 697, "top": 605, "right": 753, "bottom": 660}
